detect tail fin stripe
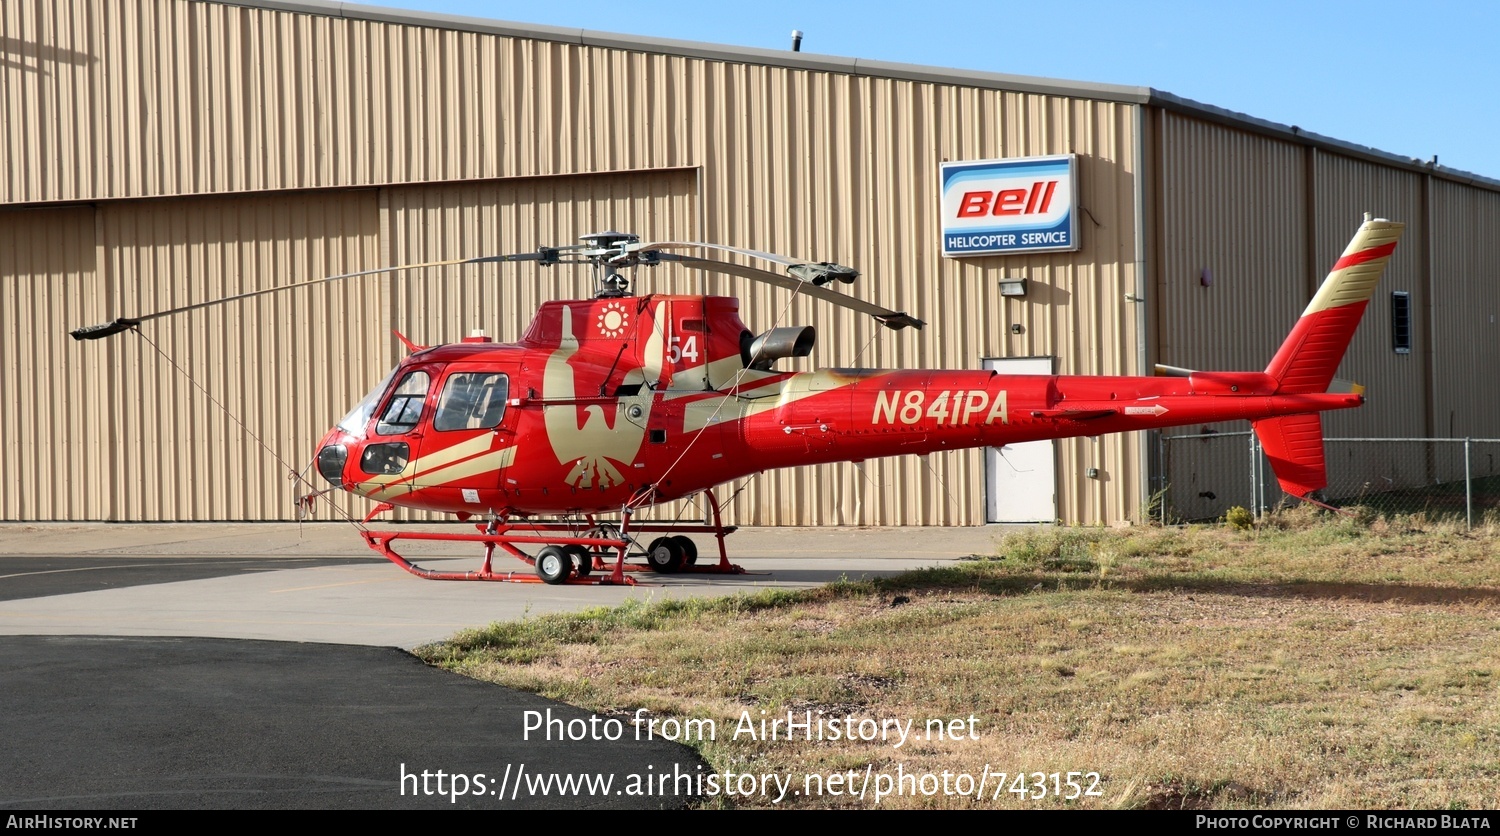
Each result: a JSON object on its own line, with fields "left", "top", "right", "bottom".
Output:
{"left": 1331, "top": 240, "right": 1397, "bottom": 272}
{"left": 1306, "top": 262, "right": 1392, "bottom": 313}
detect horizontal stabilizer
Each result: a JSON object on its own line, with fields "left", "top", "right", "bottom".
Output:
{"left": 1253, "top": 413, "right": 1326, "bottom": 498}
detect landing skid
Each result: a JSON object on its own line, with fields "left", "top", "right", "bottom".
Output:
{"left": 357, "top": 488, "right": 746, "bottom": 585}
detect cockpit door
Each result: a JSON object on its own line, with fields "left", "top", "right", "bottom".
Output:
{"left": 421, "top": 364, "right": 516, "bottom": 507}
{"left": 354, "top": 367, "right": 435, "bottom": 493}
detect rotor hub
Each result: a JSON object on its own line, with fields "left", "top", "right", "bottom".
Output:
{"left": 581, "top": 231, "right": 642, "bottom": 298}
{"left": 579, "top": 231, "right": 639, "bottom": 250}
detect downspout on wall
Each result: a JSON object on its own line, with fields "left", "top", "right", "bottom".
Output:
{"left": 1133, "top": 104, "right": 1151, "bottom": 522}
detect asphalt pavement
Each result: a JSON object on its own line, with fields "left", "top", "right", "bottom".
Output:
{"left": 0, "top": 523, "right": 1003, "bottom": 648}
{"left": 0, "top": 522, "right": 1006, "bottom": 810}
{"left": 0, "top": 635, "right": 707, "bottom": 809}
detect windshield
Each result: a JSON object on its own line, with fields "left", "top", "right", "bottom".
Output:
{"left": 336, "top": 368, "right": 399, "bottom": 437}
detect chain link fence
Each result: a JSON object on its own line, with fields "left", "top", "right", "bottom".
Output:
{"left": 1157, "top": 433, "right": 1500, "bottom": 529}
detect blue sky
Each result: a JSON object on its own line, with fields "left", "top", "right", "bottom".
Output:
{"left": 383, "top": 0, "right": 1500, "bottom": 180}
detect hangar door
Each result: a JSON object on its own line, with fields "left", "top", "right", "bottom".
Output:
{"left": 97, "top": 190, "right": 384, "bottom": 521}
{"left": 1, "top": 206, "right": 106, "bottom": 520}
{"left": 984, "top": 357, "right": 1056, "bottom": 523}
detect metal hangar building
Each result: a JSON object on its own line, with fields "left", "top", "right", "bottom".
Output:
{"left": 4, "top": 0, "right": 1498, "bottom": 526}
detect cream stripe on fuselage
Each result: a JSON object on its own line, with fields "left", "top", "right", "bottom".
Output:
{"left": 680, "top": 371, "right": 845, "bottom": 433}
{"left": 362, "top": 445, "right": 519, "bottom": 501}
{"left": 353, "top": 434, "right": 517, "bottom": 500}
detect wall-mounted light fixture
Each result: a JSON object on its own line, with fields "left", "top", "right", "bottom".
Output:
{"left": 999, "top": 278, "right": 1028, "bottom": 297}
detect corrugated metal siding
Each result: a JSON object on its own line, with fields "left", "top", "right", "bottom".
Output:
{"left": 1157, "top": 113, "right": 1308, "bottom": 374}
{"left": 8, "top": 0, "right": 1134, "bottom": 522}
{"left": 5, "top": 0, "right": 1142, "bottom": 524}
{"left": 0, "top": 206, "right": 107, "bottom": 519}
{"left": 14, "top": 0, "right": 1500, "bottom": 527}
{"left": 0, "top": 0, "right": 703, "bottom": 204}
{"left": 100, "top": 190, "right": 382, "bottom": 520}
{"left": 1156, "top": 112, "right": 1448, "bottom": 514}
{"left": 1430, "top": 179, "right": 1500, "bottom": 441}
{"left": 1154, "top": 113, "right": 1307, "bottom": 519}
{"left": 1312, "top": 154, "right": 1426, "bottom": 443}
{"left": 696, "top": 73, "right": 1141, "bottom": 526}
{"left": 1, "top": 3, "right": 100, "bottom": 204}
{"left": 15, "top": 1, "right": 1497, "bottom": 526}
{"left": 382, "top": 172, "right": 699, "bottom": 348}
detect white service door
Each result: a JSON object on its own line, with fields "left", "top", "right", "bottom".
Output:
{"left": 985, "top": 357, "right": 1057, "bottom": 522}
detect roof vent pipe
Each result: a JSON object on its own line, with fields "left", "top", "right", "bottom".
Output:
{"left": 791, "top": 30, "right": 803, "bottom": 52}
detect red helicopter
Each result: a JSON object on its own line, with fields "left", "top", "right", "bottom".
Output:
{"left": 72, "top": 219, "right": 1404, "bottom": 586}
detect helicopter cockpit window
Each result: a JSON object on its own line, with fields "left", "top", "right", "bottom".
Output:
{"left": 435, "top": 372, "right": 510, "bottom": 432}
{"left": 359, "top": 442, "right": 410, "bottom": 475}
{"left": 375, "top": 371, "right": 431, "bottom": 436}
{"left": 336, "top": 368, "right": 399, "bottom": 437}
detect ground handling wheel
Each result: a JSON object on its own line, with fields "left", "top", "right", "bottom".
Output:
{"left": 535, "top": 546, "right": 571, "bottom": 584}
{"left": 563, "top": 544, "right": 593, "bottom": 578}
{"left": 645, "top": 537, "right": 684, "bottom": 573}
{"left": 671, "top": 535, "right": 698, "bottom": 566}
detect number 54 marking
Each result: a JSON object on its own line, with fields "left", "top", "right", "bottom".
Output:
{"left": 668, "top": 335, "right": 699, "bottom": 364}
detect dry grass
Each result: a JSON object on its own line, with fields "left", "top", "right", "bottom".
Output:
{"left": 416, "top": 508, "right": 1500, "bottom": 809}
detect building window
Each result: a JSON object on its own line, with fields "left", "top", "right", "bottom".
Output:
{"left": 1391, "top": 291, "right": 1412, "bottom": 355}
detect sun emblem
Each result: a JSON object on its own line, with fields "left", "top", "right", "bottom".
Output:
{"left": 597, "top": 301, "right": 629, "bottom": 338}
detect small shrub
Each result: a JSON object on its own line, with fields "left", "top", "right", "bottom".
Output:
{"left": 1224, "top": 506, "right": 1254, "bottom": 530}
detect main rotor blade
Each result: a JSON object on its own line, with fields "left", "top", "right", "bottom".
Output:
{"left": 651, "top": 250, "right": 924, "bottom": 331}
{"left": 631, "top": 240, "right": 806, "bottom": 268}
{"left": 70, "top": 251, "right": 555, "bottom": 341}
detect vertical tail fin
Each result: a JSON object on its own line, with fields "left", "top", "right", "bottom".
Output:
{"left": 1255, "top": 218, "right": 1404, "bottom": 499}
{"left": 1264, "top": 218, "right": 1404, "bottom": 394}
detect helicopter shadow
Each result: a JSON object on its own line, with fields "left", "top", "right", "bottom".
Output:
{"left": 960, "top": 572, "right": 1500, "bottom": 608}
{"left": 655, "top": 566, "right": 931, "bottom": 588}
{"left": 1208, "top": 580, "right": 1500, "bottom": 608}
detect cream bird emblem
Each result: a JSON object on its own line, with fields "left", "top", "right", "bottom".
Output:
{"left": 546, "top": 302, "right": 665, "bottom": 488}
